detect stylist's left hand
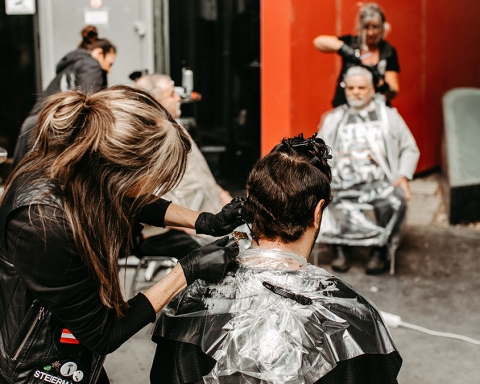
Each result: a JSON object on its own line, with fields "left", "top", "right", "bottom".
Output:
{"left": 179, "top": 236, "right": 239, "bottom": 285}
{"left": 195, "top": 197, "right": 245, "bottom": 236}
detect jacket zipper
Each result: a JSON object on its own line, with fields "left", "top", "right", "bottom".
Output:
{"left": 12, "top": 306, "right": 45, "bottom": 361}
{"left": 90, "top": 355, "right": 106, "bottom": 384}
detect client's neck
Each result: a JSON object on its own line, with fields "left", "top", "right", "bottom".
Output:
{"left": 256, "top": 227, "right": 317, "bottom": 260}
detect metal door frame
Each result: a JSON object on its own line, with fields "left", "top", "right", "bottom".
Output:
{"left": 37, "top": 0, "right": 159, "bottom": 90}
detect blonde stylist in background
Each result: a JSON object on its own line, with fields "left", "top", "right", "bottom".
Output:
{"left": 313, "top": 2, "right": 400, "bottom": 107}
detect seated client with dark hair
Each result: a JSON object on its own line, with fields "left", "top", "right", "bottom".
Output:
{"left": 150, "top": 134, "right": 402, "bottom": 383}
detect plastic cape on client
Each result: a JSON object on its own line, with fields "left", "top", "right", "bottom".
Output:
{"left": 151, "top": 228, "right": 401, "bottom": 383}
{"left": 317, "top": 97, "right": 408, "bottom": 249}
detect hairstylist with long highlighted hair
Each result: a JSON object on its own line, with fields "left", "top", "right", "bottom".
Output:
{"left": 0, "top": 85, "right": 243, "bottom": 384}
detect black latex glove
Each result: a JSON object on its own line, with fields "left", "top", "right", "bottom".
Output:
{"left": 195, "top": 197, "right": 245, "bottom": 236}
{"left": 179, "top": 236, "right": 239, "bottom": 285}
{"left": 337, "top": 43, "right": 361, "bottom": 64}
{"left": 376, "top": 81, "right": 392, "bottom": 93}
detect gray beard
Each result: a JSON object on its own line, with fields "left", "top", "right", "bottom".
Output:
{"left": 347, "top": 96, "right": 371, "bottom": 110}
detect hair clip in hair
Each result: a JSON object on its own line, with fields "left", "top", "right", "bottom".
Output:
{"left": 284, "top": 133, "right": 333, "bottom": 160}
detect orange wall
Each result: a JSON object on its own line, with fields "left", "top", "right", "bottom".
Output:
{"left": 261, "top": 0, "right": 480, "bottom": 172}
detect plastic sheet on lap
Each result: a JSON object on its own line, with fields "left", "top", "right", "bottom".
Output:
{"left": 317, "top": 180, "right": 406, "bottom": 247}
{"left": 151, "top": 247, "right": 397, "bottom": 383}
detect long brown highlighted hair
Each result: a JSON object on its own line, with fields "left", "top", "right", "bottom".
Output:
{"left": 3, "top": 85, "right": 191, "bottom": 316}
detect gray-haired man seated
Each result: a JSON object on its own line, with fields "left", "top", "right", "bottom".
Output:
{"left": 317, "top": 66, "right": 419, "bottom": 274}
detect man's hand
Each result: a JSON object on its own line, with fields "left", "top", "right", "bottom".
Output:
{"left": 195, "top": 197, "right": 245, "bottom": 236}
{"left": 179, "top": 236, "right": 239, "bottom": 285}
{"left": 394, "top": 176, "right": 411, "bottom": 200}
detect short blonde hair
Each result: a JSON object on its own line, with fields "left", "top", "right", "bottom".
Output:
{"left": 356, "top": 3, "right": 387, "bottom": 50}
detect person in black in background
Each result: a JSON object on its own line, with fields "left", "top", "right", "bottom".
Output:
{"left": 11, "top": 25, "right": 116, "bottom": 168}
{"left": 313, "top": 3, "right": 400, "bottom": 107}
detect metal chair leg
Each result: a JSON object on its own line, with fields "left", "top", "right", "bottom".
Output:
{"left": 388, "top": 246, "right": 396, "bottom": 275}
{"left": 129, "top": 256, "right": 178, "bottom": 299}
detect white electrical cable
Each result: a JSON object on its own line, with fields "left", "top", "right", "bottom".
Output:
{"left": 380, "top": 311, "right": 480, "bottom": 346}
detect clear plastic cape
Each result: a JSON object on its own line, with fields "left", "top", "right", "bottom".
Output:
{"left": 317, "top": 101, "right": 407, "bottom": 247}
{"left": 317, "top": 181, "right": 406, "bottom": 247}
{"left": 151, "top": 246, "right": 399, "bottom": 383}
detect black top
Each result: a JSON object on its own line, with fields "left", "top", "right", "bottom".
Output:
{"left": 12, "top": 49, "right": 108, "bottom": 167}
{"left": 150, "top": 336, "right": 401, "bottom": 384}
{"left": 332, "top": 35, "right": 400, "bottom": 107}
{"left": 5, "top": 198, "right": 171, "bottom": 355}
{"left": 44, "top": 49, "right": 107, "bottom": 102}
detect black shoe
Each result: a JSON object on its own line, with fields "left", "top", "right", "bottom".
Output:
{"left": 331, "top": 245, "right": 350, "bottom": 272}
{"left": 366, "top": 246, "right": 387, "bottom": 275}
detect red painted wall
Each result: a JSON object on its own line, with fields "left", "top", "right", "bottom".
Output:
{"left": 261, "top": 0, "right": 480, "bottom": 172}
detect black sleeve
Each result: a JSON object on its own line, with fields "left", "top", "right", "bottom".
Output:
{"left": 9, "top": 205, "right": 156, "bottom": 355}
{"left": 385, "top": 46, "right": 400, "bottom": 72}
{"left": 338, "top": 35, "right": 354, "bottom": 46}
{"left": 137, "top": 198, "right": 172, "bottom": 227}
{"left": 74, "top": 58, "right": 106, "bottom": 93}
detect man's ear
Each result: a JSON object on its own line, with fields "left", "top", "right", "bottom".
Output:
{"left": 314, "top": 199, "right": 325, "bottom": 229}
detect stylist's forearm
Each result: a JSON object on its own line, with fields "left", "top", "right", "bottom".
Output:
{"left": 143, "top": 264, "right": 187, "bottom": 313}
{"left": 163, "top": 203, "right": 199, "bottom": 229}
{"left": 313, "top": 35, "right": 343, "bottom": 52}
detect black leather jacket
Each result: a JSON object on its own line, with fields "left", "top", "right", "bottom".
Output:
{"left": 0, "top": 180, "right": 105, "bottom": 384}
{"left": 0, "top": 176, "right": 165, "bottom": 384}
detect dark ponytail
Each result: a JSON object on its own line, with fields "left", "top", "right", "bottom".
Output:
{"left": 79, "top": 25, "right": 99, "bottom": 50}
{"left": 79, "top": 25, "right": 116, "bottom": 55}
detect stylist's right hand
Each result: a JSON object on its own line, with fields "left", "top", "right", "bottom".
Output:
{"left": 179, "top": 236, "right": 239, "bottom": 285}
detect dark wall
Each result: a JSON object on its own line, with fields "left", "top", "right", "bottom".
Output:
{"left": 0, "top": 0, "right": 37, "bottom": 157}
{"left": 168, "top": 0, "right": 260, "bottom": 182}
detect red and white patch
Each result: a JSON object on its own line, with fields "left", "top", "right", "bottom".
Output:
{"left": 60, "top": 329, "right": 80, "bottom": 345}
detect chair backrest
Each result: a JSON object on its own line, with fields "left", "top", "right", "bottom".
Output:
{"left": 442, "top": 88, "right": 480, "bottom": 187}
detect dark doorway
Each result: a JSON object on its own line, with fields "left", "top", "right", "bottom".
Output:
{"left": 0, "top": 1, "right": 38, "bottom": 178}
{"left": 168, "top": 0, "right": 260, "bottom": 192}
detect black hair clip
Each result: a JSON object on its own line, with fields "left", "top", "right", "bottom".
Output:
{"left": 262, "top": 281, "right": 313, "bottom": 305}
{"left": 283, "top": 133, "right": 333, "bottom": 160}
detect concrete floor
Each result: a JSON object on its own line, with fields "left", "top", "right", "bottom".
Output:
{"left": 105, "top": 173, "right": 480, "bottom": 383}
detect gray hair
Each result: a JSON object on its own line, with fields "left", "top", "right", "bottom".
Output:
{"left": 135, "top": 74, "right": 173, "bottom": 101}
{"left": 344, "top": 66, "right": 374, "bottom": 86}
{"left": 356, "top": 3, "right": 386, "bottom": 51}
